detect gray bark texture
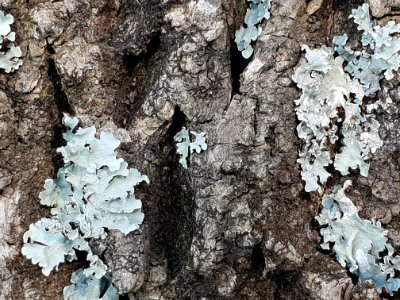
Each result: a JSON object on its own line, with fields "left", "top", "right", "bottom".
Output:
{"left": 0, "top": 0, "right": 400, "bottom": 299}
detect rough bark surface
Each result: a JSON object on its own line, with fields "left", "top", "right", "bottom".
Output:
{"left": 0, "top": 0, "right": 400, "bottom": 299}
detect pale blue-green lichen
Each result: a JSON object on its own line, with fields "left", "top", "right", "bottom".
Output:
{"left": 64, "top": 268, "right": 118, "bottom": 300}
{"left": 333, "top": 4, "right": 400, "bottom": 95}
{"left": 301, "top": 4, "right": 400, "bottom": 294}
{"left": 0, "top": 10, "right": 22, "bottom": 73}
{"left": 235, "top": 0, "right": 272, "bottom": 59}
{"left": 174, "top": 127, "right": 207, "bottom": 169}
{"left": 293, "top": 4, "right": 390, "bottom": 193}
{"left": 317, "top": 181, "right": 400, "bottom": 295}
{"left": 22, "top": 114, "right": 148, "bottom": 297}
{"left": 293, "top": 45, "right": 370, "bottom": 192}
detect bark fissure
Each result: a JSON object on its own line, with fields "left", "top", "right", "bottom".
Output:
{"left": 161, "top": 106, "right": 195, "bottom": 278}
{"left": 332, "top": 0, "right": 364, "bottom": 11}
{"left": 47, "top": 54, "right": 74, "bottom": 171}
{"left": 253, "top": 96, "right": 261, "bottom": 138}
{"left": 251, "top": 243, "right": 266, "bottom": 277}
{"left": 230, "top": 39, "right": 249, "bottom": 97}
{"left": 122, "top": 32, "right": 161, "bottom": 76}
{"left": 47, "top": 58, "right": 72, "bottom": 118}
{"left": 114, "top": 32, "right": 162, "bottom": 129}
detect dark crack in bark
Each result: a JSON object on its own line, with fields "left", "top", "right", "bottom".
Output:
{"left": 113, "top": 32, "right": 163, "bottom": 129}
{"left": 47, "top": 57, "right": 73, "bottom": 170}
{"left": 230, "top": 39, "right": 249, "bottom": 97}
{"left": 162, "top": 106, "right": 195, "bottom": 278}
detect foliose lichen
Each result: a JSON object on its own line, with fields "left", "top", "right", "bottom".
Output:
{"left": 174, "top": 127, "right": 207, "bottom": 169}
{"left": 235, "top": 0, "right": 272, "bottom": 59}
{"left": 64, "top": 269, "right": 118, "bottom": 300}
{"left": 292, "top": 3, "right": 391, "bottom": 193}
{"left": 21, "top": 114, "right": 148, "bottom": 297}
{"left": 297, "top": 3, "right": 400, "bottom": 295}
{"left": 0, "top": 10, "right": 22, "bottom": 73}
{"left": 317, "top": 181, "right": 400, "bottom": 295}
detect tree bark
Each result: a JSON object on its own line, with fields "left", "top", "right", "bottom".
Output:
{"left": 0, "top": 0, "right": 399, "bottom": 299}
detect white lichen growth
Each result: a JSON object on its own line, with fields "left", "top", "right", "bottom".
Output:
{"left": 317, "top": 181, "right": 400, "bottom": 295}
{"left": 334, "top": 4, "right": 400, "bottom": 95}
{"left": 0, "top": 10, "right": 22, "bottom": 73}
{"left": 64, "top": 269, "right": 118, "bottom": 300}
{"left": 22, "top": 114, "right": 148, "bottom": 297}
{"left": 293, "top": 4, "right": 390, "bottom": 193}
{"left": 303, "top": 4, "right": 400, "bottom": 294}
{"left": 235, "top": 0, "right": 272, "bottom": 59}
{"left": 174, "top": 127, "right": 207, "bottom": 169}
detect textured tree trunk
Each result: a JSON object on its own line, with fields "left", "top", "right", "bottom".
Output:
{"left": 1, "top": 0, "right": 399, "bottom": 299}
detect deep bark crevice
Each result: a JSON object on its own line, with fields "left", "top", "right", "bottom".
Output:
{"left": 251, "top": 243, "right": 266, "bottom": 277}
{"left": 167, "top": 106, "right": 186, "bottom": 145}
{"left": 46, "top": 42, "right": 55, "bottom": 55}
{"left": 269, "top": 270, "right": 307, "bottom": 300}
{"left": 144, "top": 106, "right": 195, "bottom": 282}
{"left": 119, "top": 293, "right": 129, "bottom": 300}
{"left": 163, "top": 176, "right": 195, "bottom": 279}
{"left": 48, "top": 58, "right": 72, "bottom": 118}
{"left": 253, "top": 96, "right": 260, "bottom": 137}
{"left": 122, "top": 33, "right": 161, "bottom": 76}
{"left": 230, "top": 39, "right": 250, "bottom": 96}
{"left": 163, "top": 106, "right": 195, "bottom": 278}
{"left": 113, "top": 32, "right": 162, "bottom": 129}
{"left": 332, "top": 0, "right": 365, "bottom": 11}
{"left": 47, "top": 57, "right": 73, "bottom": 170}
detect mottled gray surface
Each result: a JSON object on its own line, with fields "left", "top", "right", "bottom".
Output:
{"left": 0, "top": 0, "right": 399, "bottom": 299}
